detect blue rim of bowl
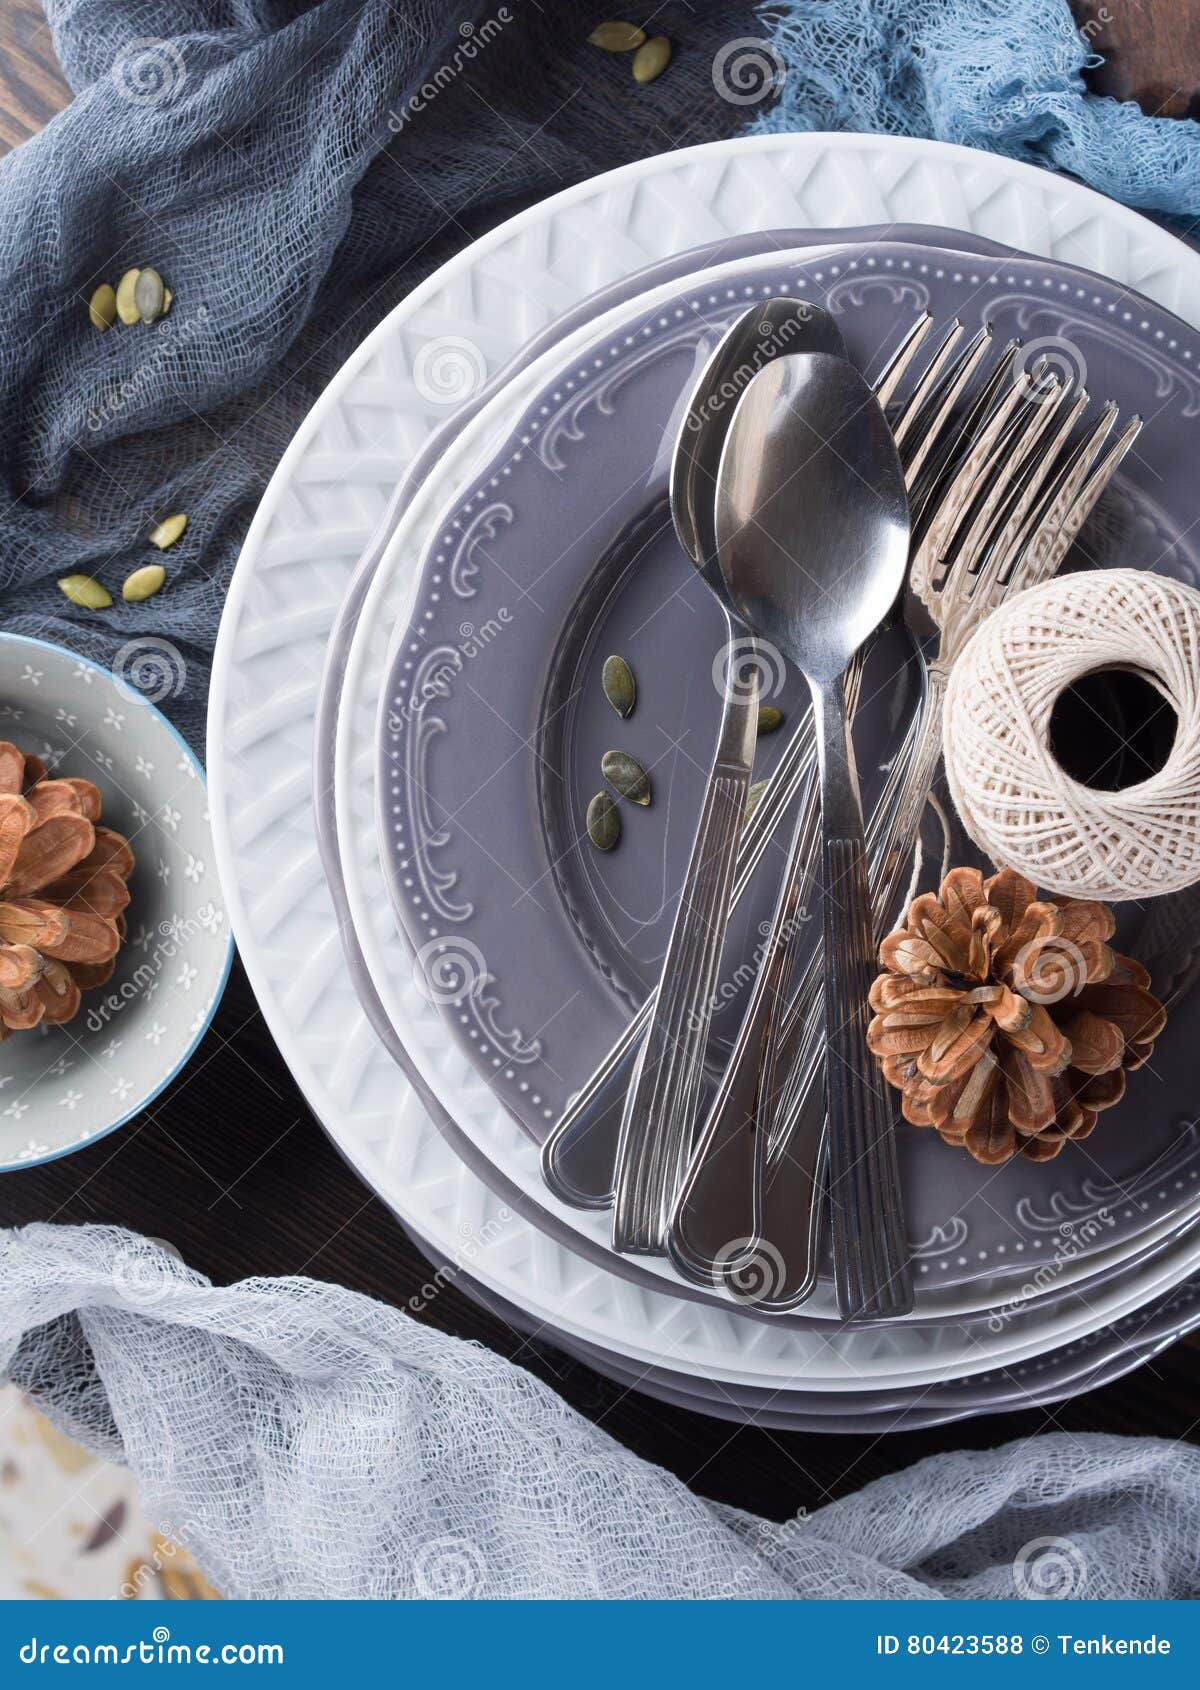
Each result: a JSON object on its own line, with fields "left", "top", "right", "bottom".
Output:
{"left": 0, "top": 630, "right": 235, "bottom": 1173}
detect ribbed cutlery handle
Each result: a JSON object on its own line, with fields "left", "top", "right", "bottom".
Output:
{"left": 668, "top": 788, "right": 817, "bottom": 1284}
{"left": 540, "top": 662, "right": 760, "bottom": 1215}
{"left": 765, "top": 668, "right": 947, "bottom": 1174}
{"left": 814, "top": 675, "right": 913, "bottom": 1320}
{"left": 873, "top": 668, "right": 948, "bottom": 922}
{"left": 611, "top": 759, "right": 751, "bottom": 1253}
{"left": 541, "top": 650, "right": 870, "bottom": 1214}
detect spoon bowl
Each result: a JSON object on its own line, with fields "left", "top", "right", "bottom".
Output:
{"left": 671, "top": 299, "right": 847, "bottom": 579}
{"left": 715, "top": 353, "right": 909, "bottom": 683}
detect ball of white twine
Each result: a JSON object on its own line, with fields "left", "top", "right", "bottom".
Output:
{"left": 943, "top": 569, "right": 1200, "bottom": 900}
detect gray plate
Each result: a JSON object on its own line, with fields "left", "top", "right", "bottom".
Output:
{"left": 319, "top": 225, "right": 1094, "bottom": 1331}
{"left": 379, "top": 239, "right": 1200, "bottom": 1296}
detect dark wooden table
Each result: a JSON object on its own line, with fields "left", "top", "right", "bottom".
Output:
{"left": 2, "top": 3, "right": 1199, "bottom": 1526}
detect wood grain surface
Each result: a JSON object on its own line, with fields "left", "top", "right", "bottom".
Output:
{"left": 1073, "top": 1, "right": 1200, "bottom": 117}
{"left": 2, "top": 4, "right": 1199, "bottom": 1521}
{"left": 0, "top": 0, "right": 69, "bottom": 153}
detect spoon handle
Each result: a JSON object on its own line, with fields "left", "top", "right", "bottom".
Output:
{"left": 610, "top": 650, "right": 758, "bottom": 1254}
{"left": 666, "top": 791, "right": 814, "bottom": 1285}
{"left": 539, "top": 665, "right": 822, "bottom": 1210}
{"left": 813, "top": 672, "right": 914, "bottom": 1320}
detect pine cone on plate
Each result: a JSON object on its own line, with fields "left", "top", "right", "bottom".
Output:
{"left": 868, "top": 866, "right": 1166, "bottom": 1165}
{"left": 0, "top": 741, "right": 134, "bottom": 1038}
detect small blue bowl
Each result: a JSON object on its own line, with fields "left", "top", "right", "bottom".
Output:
{"left": 0, "top": 632, "right": 232, "bottom": 1170}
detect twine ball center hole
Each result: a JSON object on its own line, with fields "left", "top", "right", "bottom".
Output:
{"left": 1048, "top": 665, "right": 1177, "bottom": 793}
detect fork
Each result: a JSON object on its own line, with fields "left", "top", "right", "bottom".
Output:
{"left": 678, "top": 379, "right": 1142, "bottom": 1312}
{"left": 662, "top": 320, "right": 998, "bottom": 1284}
{"left": 540, "top": 311, "right": 981, "bottom": 1213}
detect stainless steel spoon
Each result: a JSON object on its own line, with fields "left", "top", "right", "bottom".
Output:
{"left": 714, "top": 351, "right": 914, "bottom": 1319}
{"left": 610, "top": 299, "right": 848, "bottom": 1254}
{"left": 539, "top": 309, "right": 935, "bottom": 1217}
{"left": 671, "top": 298, "right": 848, "bottom": 566}
{"left": 667, "top": 324, "right": 996, "bottom": 1295}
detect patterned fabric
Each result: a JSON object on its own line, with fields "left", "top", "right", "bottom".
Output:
{"left": 0, "top": 1384, "right": 218, "bottom": 1599}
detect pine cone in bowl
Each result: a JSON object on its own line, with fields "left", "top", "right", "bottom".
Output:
{"left": 868, "top": 866, "right": 1166, "bottom": 1165}
{"left": 0, "top": 741, "right": 134, "bottom": 1037}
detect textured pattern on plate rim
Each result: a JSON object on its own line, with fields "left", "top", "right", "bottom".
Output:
{"left": 418, "top": 1212, "right": 1200, "bottom": 1430}
{"left": 210, "top": 135, "right": 1200, "bottom": 1401}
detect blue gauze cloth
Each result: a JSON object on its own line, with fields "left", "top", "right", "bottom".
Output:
{"left": 755, "top": 0, "right": 1200, "bottom": 225}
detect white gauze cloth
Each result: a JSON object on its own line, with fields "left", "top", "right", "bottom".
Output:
{"left": 2, "top": 1224, "right": 1197, "bottom": 1600}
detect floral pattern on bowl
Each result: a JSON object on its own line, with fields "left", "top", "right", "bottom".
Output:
{"left": 0, "top": 634, "right": 232, "bottom": 1170}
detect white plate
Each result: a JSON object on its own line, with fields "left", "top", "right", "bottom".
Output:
{"left": 337, "top": 254, "right": 1200, "bottom": 1336}
{"left": 210, "top": 134, "right": 1200, "bottom": 1399}
{"left": 334, "top": 286, "right": 1200, "bottom": 1383}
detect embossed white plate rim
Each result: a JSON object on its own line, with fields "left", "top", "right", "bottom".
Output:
{"left": 210, "top": 133, "right": 1200, "bottom": 1394}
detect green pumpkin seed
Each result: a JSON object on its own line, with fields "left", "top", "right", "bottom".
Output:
{"left": 115, "top": 269, "right": 141, "bottom": 325}
{"left": 134, "top": 267, "right": 165, "bottom": 323}
{"left": 122, "top": 564, "right": 166, "bottom": 602}
{"left": 88, "top": 284, "right": 117, "bottom": 331}
{"left": 149, "top": 512, "right": 187, "bottom": 550}
{"left": 757, "top": 705, "right": 783, "bottom": 735}
{"left": 745, "top": 778, "right": 769, "bottom": 821}
{"left": 586, "top": 791, "right": 621, "bottom": 852}
{"left": 58, "top": 574, "right": 113, "bottom": 611}
{"left": 602, "top": 749, "right": 651, "bottom": 806}
{"left": 588, "top": 21, "right": 645, "bottom": 50}
{"left": 601, "top": 654, "right": 636, "bottom": 718}
{"left": 632, "top": 35, "right": 670, "bottom": 83}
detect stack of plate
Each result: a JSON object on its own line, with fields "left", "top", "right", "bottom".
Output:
{"left": 210, "top": 134, "right": 1200, "bottom": 1430}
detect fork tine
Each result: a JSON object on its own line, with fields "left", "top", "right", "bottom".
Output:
{"left": 907, "top": 338, "right": 1022, "bottom": 525}
{"left": 1007, "top": 401, "right": 1120, "bottom": 582}
{"left": 947, "top": 337, "right": 1024, "bottom": 443}
{"left": 900, "top": 325, "right": 993, "bottom": 493}
{"left": 891, "top": 320, "right": 964, "bottom": 450}
{"left": 966, "top": 389, "right": 1091, "bottom": 611}
{"left": 871, "top": 312, "right": 934, "bottom": 408}
{"left": 1033, "top": 413, "right": 1143, "bottom": 582}
{"left": 906, "top": 360, "right": 1032, "bottom": 600}
{"left": 942, "top": 369, "right": 1081, "bottom": 593}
